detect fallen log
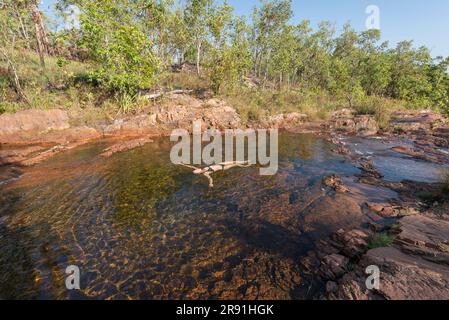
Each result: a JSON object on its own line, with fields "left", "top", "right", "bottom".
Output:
{"left": 142, "top": 89, "right": 194, "bottom": 100}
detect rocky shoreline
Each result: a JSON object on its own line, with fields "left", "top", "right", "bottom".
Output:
{"left": 1, "top": 93, "right": 448, "bottom": 300}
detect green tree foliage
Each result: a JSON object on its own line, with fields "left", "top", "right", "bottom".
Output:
{"left": 0, "top": 0, "right": 49, "bottom": 102}
{"left": 2, "top": 0, "right": 448, "bottom": 115}
{"left": 207, "top": 4, "right": 251, "bottom": 93}
{"left": 184, "top": 0, "right": 214, "bottom": 75}
{"left": 251, "top": 0, "right": 293, "bottom": 81}
{"left": 78, "top": 0, "right": 159, "bottom": 95}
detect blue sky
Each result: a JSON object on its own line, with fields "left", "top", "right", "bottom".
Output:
{"left": 41, "top": 0, "right": 449, "bottom": 57}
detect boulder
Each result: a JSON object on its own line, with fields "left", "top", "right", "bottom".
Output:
{"left": 263, "top": 113, "right": 307, "bottom": 129}
{"left": 332, "top": 229, "right": 369, "bottom": 258}
{"left": 390, "top": 110, "right": 445, "bottom": 132}
{"left": 332, "top": 109, "right": 378, "bottom": 136}
{"left": 165, "top": 93, "right": 203, "bottom": 109}
{"left": 334, "top": 118, "right": 356, "bottom": 134}
{"left": 397, "top": 215, "right": 449, "bottom": 253}
{"left": 327, "top": 273, "right": 374, "bottom": 300}
{"left": 360, "top": 247, "right": 449, "bottom": 300}
{"left": 319, "top": 254, "right": 349, "bottom": 280}
{"left": 332, "top": 108, "right": 355, "bottom": 119}
{"left": 366, "top": 202, "right": 419, "bottom": 218}
{"left": 322, "top": 175, "right": 350, "bottom": 193}
{"left": 202, "top": 106, "right": 241, "bottom": 130}
{"left": 0, "top": 109, "right": 70, "bottom": 141}
{"left": 354, "top": 115, "right": 379, "bottom": 137}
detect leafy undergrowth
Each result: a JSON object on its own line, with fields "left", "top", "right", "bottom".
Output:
{"left": 367, "top": 233, "right": 396, "bottom": 250}
{"left": 0, "top": 50, "right": 441, "bottom": 130}
{"left": 353, "top": 96, "right": 407, "bottom": 130}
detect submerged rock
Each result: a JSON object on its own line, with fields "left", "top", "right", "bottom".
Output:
{"left": 322, "top": 175, "right": 350, "bottom": 193}
{"left": 100, "top": 137, "right": 155, "bottom": 157}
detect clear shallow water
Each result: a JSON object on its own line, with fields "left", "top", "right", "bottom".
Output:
{"left": 0, "top": 133, "right": 437, "bottom": 299}
{"left": 343, "top": 136, "right": 449, "bottom": 183}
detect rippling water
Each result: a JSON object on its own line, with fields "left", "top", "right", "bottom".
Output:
{"left": 0, "top": 133, "right": 441, "bottom": 300}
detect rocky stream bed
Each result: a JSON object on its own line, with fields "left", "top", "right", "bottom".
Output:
{"left": 0, "top": 93, "right": 448, "bottom": 300}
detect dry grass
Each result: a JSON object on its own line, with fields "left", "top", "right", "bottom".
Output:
{"left": 221, "top": 86, "right": 342, "bottom": 123}
{"left": 158, "top": 71, "right": 210, "bottom": 91}
{"left": 1, "top": 53, "right": 437, "bottom": 130}
{"left": 1, "top": 50, "right": 93, "bottom": 113}
{"left": 354, "top": 96, "right": 407, "bottom": 130}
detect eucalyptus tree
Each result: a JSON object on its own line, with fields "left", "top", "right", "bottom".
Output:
{"left": 331, "top": 23, "right": 364, "bottom": 106}
{"left": 208, "top": 12, "right": 252, "bottom": 93}
{"left": 301, "top": 21, "right": 334, "bottom": 89}
{"left": 358, "top": 29, "right": 391, "bottom": 96}
{"left": 250, "top": 0, "right": 293, "bottom": 82}
{"left": 77, "top": 0, "right": 160, "bottom": 95}
{"left": 270, "top": 25, "right": 298, "bottom": 88}
{"left": 166, "top": 6, "right": 190, "bottom": 65}
{"left": 30, "top": 0, "right": 51, "bottom": 67}
{"left": 138, "top": 0, "right": 176, "bottom": 67}
{"left": 184, "top": 0, "right": 214, "bottom": 75}
{"left": 0, "top": 0, "right": 35, "bottom": 102}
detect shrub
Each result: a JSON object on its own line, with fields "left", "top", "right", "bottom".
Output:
{"left": 80, "top": 1, "right": 159, "bottom": 95}
{"left": 354, "top": 96, "right": 396, "bottom": 130}
{"left": 368, "top": 233, "right": 396, "bottom": 250}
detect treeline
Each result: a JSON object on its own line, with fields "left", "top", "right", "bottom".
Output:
{"left": 1, "top": 0, "right": 449, "bottom": 114}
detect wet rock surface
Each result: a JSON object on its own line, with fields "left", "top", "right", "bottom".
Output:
{"left": 314, "top": 183, "right": 449, "bottom": 300}
{"left": 362, "top": 247, "right": 449, "bottom": 300}
{"left": 390, "top": 110, "right": 445, "bottom": 132}
{"left": 0, "top": 109, "right": 70, "bottom": 140}
{"left": 0, "top": 134, "right": 394, "bottom": 300}
{"left": 322, "top": 175, "right": 350, "bottom": 193}
{"left": 312, "top": 110, "right": 449, "bottom": 300}
{"left": 0, "top": 99, "right": 449, "bottom": 300}
{"left": 100, "top": 137, "right": 156, "bottom": 157}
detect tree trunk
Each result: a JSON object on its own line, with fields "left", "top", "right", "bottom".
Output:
{"left": 31, "top": 1, "right": 50, "bottom": 68}
{"left": 13, "top": 5, "right": 31, "bottom": 49}
{"left": 196, "top": 41, "right": 201, "bottom": 76}
{"left": 0, "top": 48, "right": 29, "bottom": 104}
